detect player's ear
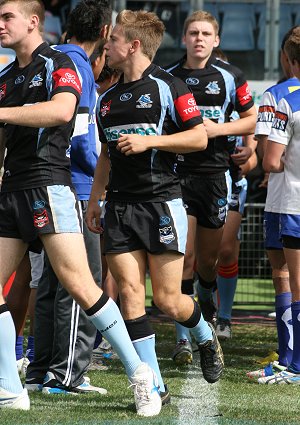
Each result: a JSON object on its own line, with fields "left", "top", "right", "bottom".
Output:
{"left": 214, "top": 35, "right": 220, "bottom": 48}
{"left": 101, "top": 24, "right": 112, "bottom": 42}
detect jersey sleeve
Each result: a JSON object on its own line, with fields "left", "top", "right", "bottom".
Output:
{"left": 232, "top": 67, "right": 254, "bottom": 113}
{"left": 170, "top": 77, "right": 203, "bottom": 130}
{"left": 50, "top": 55, "right": 82, "bottom": 102}
{"left": 268, "top": 98, "right": 293, "bottom": 146}
{"left": 255, "top": 90, "right": 277, "bottom": 136}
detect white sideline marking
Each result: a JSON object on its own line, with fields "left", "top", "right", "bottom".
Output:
{"left": 176, "top": 365, "right": 220, "bottom": 425}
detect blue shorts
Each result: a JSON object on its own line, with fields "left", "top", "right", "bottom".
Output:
{"left": 280, "top": 214, "right": 300, "bottom": 239}
{"left": 263, "top": 211, "right": 283, "bottom": 250}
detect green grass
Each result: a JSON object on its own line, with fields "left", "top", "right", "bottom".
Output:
{"left": 2, "top": 319, "right": 300, "bottom": 425}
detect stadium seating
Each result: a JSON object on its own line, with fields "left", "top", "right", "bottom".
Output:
{"left": 219, "top": 3, "right": 256, "bottom": 51}
{"left": 257, "top": 4, "right": 294, "bottom": 50}
{"left": 44, "top": 12, "right": 63, "bottom": 45}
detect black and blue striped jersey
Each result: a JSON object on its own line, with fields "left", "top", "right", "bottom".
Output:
{"left": 166, "top": 55, "right": 254, "bottom": 175}
{"left": 96, "top": 63, "right": 202, "bottom": 202}
{"left": 0, "top": 42, "right": 82, "bottom": 192}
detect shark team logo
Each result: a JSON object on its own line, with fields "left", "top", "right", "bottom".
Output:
{"left": 159, "top": 226, "right": 175, "bottom": 244}
{"left": 136, "top": 93, "right": 153, "bottom": 108}
{"left": 29, "top": 73, "right": 43, "bottom": 88}
{"left": 205, "top": 81, "right": 220, "bottom": 95}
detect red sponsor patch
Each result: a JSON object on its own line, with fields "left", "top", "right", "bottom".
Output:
{"left": 52, "top": 68, "right": 82, "bottom": 94}
{"left": 34, "top": 210, "right": 49, "bottom": 228}
{"left": 0, "top": 83, "right": 6, "bottom": 100}
{"left": 236, "top": 82, "right": 252, "bottom": 107}
{"left": 174, "top": 93, "right": 200, "bottom": 122}
{"left": 257, "top": 105, "right": 275, "bottom": 122}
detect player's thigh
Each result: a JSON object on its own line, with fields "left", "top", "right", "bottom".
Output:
{"left": 149, "top": 251, "right": 184, "bottom": 300}
{"left": 0, "top": 237, "right": 28, "bottom": 288}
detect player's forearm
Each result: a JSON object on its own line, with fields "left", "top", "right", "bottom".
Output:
{"left": 0, "top": 94, "right": 77, "bottom": 128}
{"left": 218, "top": 114, "right": 257, "bottom": 137}
{"left": 89, "top": 149, "right": 110, "bottom": 203}
{"left": 148, "top": 124, "right": 207, "bottom": 153}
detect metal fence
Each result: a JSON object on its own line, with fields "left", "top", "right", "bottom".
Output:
{"left": 234, "top": 203, "right": 274, "bottom": 307}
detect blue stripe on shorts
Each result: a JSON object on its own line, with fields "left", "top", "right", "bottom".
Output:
{"left": 166, "top": 198, "right": 188, "bottom": 254}
{"left": 47, "top": 185, "right": 82, "bottom": 233}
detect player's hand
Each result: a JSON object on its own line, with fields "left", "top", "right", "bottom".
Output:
{"left": 116, "top": 134, "right": 149, "bottom": 155}
{"left": 85, "top": 200, "right": 103, "bottom": 234}
{"left": 231, "top": 146, "right": 252, "bottom": 165}
{"left": 202, "top": 118, "right": 220, "bottom": 138}
{"left": 258, "top": 172, "right": 269, "bottom": 188}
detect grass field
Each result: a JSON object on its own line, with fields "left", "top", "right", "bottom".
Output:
{"left": 1, "top": 314, "right": 299, "bottom": 425}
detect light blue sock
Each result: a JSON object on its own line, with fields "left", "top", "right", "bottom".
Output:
{"left": 217, "top": 274, "right": 238, "bottom": 321}
{"left": 190, "top": 314, "right": 213, "bottom": 344}
{"left": 133, "top": 336, "right": 165, "bottom": 392}
{"left": 87, "top": 298, "right": 141, "bottom": 378}
{"left": 174, "top": 321, "right": 192, "bottom": 343}
{"left": 0, "top": 306, "right": 23, "bottom": 394}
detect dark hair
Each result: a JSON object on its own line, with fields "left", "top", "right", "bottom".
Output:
{"left": 281, "top": 26, "right": 300, "bottom": 51}
{"left": 285, "top": 26, "right": 300, "bottom": 64}
{"left": 97, "top": 63, "right": 121, "bottom": 83}
{"left": 66, "top": 0, "right": 112, "bottom": 43}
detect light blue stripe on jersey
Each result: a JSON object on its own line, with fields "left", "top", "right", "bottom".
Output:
{"left": 149, "top": 74, "right": 177, "bottom": 130}
{"left": 166, "top": 198, "right": 187, "bottom": 254}
{"left": 47, "top": 185, "right": 82, "bottom": 233}
{"left": 212, "top": 64, "right": 234, "bottom": 123}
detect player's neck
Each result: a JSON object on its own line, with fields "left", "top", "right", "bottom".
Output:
{"left": 15, "top": 36, "right": 44, "bottom": 68}
{"left": 122, "top": 56, "right": 151, "bottom": 83}
{"left": 184, "top": 55, "right": 210, "bottom": 70}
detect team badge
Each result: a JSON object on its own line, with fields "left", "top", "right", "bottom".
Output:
{"left": 159, "top": 226, "right": 175, "bottom": 244}
{"left": 34, "top": 210, "right": 49, "bottom": 228}
{"left": 101, "top": 100, "right": 112, "bottom": 117}
{"left": 159, "top": 216, "right": 171, "bottom": 226}
{"left": 29, "top": 72, "right": 43, "bottom": 88}
{"left": 205, "top": 81, "right": 220, "bottom": 95}
{"left": 0, "top": 83, "right": 6, "bottom": 100}
{"left": 136, "top": 93, "right": 153, "bottom": 108}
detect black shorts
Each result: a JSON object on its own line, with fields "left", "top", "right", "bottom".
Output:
{"left": 180, "top": 172, "right": 228, "bottom": 229}
{"left": 103, "top": 199, "right": 188, "bottom": 255}
{"left": 0, "top": 185, "right": 82, "bottom": 252}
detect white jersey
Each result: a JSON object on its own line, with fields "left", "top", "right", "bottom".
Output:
{"left": 268, "top": 92, "right": 300, "bottom": 214}
{"left": 255, "top": 78, "right": 300, "bottom": 212}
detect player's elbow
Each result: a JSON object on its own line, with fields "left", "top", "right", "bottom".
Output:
{"left": 191, "top": 126, "right": 208, "bottom": 151}
{"left": 59, "top": 109, "right": 76, "bottom": 124}
{"left": 262, "top": 157, "right": 278, "bottom": 173}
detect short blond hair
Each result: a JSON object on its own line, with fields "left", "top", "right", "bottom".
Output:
{"left": 116, "top": 10, "right": 165, "bottom": 61}
{"left": 0, "top": 0, "right": 45, "bottom": 32}
{"left": 285, "top": 26, "right": 300, "bottom": 64}
{"left": 183, "top": 10, "right": 219, "bottom": 36}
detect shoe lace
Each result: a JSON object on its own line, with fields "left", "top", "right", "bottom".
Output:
{"left": 128, "top": 380, "right": 151, "bottom": 405}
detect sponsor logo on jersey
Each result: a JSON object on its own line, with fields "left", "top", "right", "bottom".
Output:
{"left": 236, "top": 82, "right": 252, "bottom": 106}
{"left": 120, "top": 93, "right": 132, "bottom": 101}
{"left": 174, "top": 93, "right": 200, "bottom": 122}
{"left": 29, "top": 72, "right": 43, "bottom": 88}
{"left": 15, "top": 75, "right": 25, "bottom": 85}
{"left": 159, "top": 226, "right": 175, "bottom": 244}
{"left": 198, "top": 105, "right": 222, "bottom": 119}
{"left": 104, "top": 123, "right": 157, "bottom": 141}
{"left": 101, "top": 100, "right": 112, "bottom": 117}
{"left": 52, "top": 68, "right": 81, "bottom": 93}
{"left": 257, "top": 105, "right": 275, "bottom": 123}
{"left": 33, "top": 200, "right": 46, "bottom": 210}
{"left": 205, "top": 81, "right": 220, "bottom": 95}
{"left": 33, "top": 210, "right": 49, "bottom": 228}
{"left": 177, "top": 154, "right": 184, "bottom": 162}
{"left": 159, "top": 216, "right": 171, "bottom": 226}
{"left": 0, "top": 83, "right": 6, "bottom": 100}
{"left": 186, "top": 77, "right": 199, "bottom": 86}
{"left": 136, "top": 93, "right": 153, "bottom": 108}
{"left": 218, "top": 198, "right": 227, "bottom": 207}
{"left": 272, "top": 110, "right": 288, "bottom": 131}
